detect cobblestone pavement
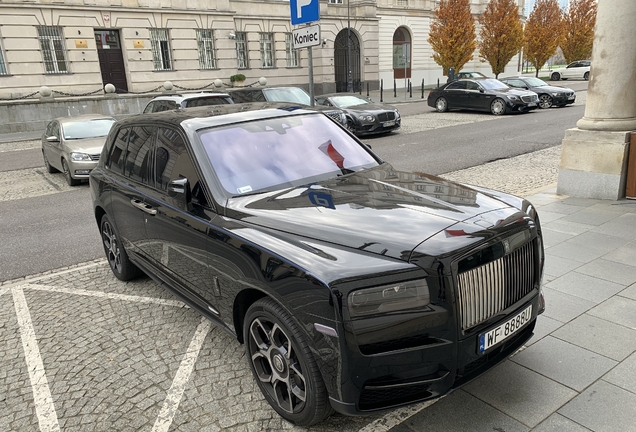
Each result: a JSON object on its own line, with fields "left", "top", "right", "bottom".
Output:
{"left": 0, "top": 104, "right": 579, "bottom": 431}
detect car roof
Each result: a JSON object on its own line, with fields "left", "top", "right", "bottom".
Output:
{"left": 149, "top": 92, "right": 230, "bottom": 101}
{"left": 54, "top": 113, "right": 116, "bottom": 123}
{"left": 115, "top": 102, "right": 319, "bottom": 131}
{"left": 318, "top": 93, "right": 368, "bottom": 98}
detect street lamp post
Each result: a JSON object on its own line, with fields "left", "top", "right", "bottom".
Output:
{"left": 347, "top": 0, "right": 353, "bottom": 92}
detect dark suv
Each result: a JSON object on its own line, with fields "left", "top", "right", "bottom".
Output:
{"left": 90, "top": 102, "right": 545, "bottom": 426}
{"left": 227, "top": 86, "right": 347, "bottom": 126}
{"left": 143, "top": 92, "right": 233, "bottom": 113}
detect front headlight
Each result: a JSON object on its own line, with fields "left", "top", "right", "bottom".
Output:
{"left": 348, "top": 279, "right": 430, "bottom": 318}
{"left": 340, "top": 113, "right": 347, "bottom": 124}
{"left": 508, "top": 95, "right": 520, "bottom": 101}
{"left": 552, "top": 92, "right": 560, "bottom": 96}
{"left": 70, "top": 152, "right": 92, "bottom": 161}
{"left": 362, "top": 115, "right": 375, "bottom": 122}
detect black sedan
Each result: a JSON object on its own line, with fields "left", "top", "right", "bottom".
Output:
{"left": 427, "top": 78, "right": 539, "bottom": 115}
{"left": 499, "top": 76, "right": 576, "bottom": 109}
{"left": 316, "top": 93, "right": 400, "bottom": 136}
{"left": 90, "top": 103, "right": 545, "bottom": 426}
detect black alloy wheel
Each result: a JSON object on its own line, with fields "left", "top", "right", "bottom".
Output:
{"left": 100, "top": 214, "right": 142, "bottom": 281}
{"left": 435, "top": 97, "right": 448, "bottom": 112}
{"left": 42, "top": 151, "right": 58, "bottom": 173}
{"left": 490, "top": 98, "right": 507, "bottom": 115}
{"left": 551, "top": 72, "right": 561, "bottom": 81}
{"left": 62, "top": 159, "right": 81, "bottom": 186}
{"left": 538, "top": 94, "right": 553, "bottom": 109}
{"left": 244, "top": 298, "right": 332, "bottom": 426}
{"left": 584, "top": 72, "right": 589, "bottom": 81}
{"left": 346, "top": 118, "right": 357, "bottom": 135}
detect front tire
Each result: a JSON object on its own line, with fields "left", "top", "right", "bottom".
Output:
{"left": 244, "top": 298, "right": 332, "bottom": 426}
{"left": 551, "top": 72, "right": 561, "bottom": 81}
{"left": 435, "top": 97, "right": 448, "bottom": 112}
{"left": 100, "top": 214, "right": 142, "bottom": 281}
{"left": 584, "top": 72, "right": 589, "bottom": 81}
{"left": 490, "top": 98, "right": 507, "bottom": 116}
{"left": 62, "top": 159, "right": 81, "bottom": 186}
{"left": 538, "top": 94, "right": 553, "bottom": 109}
{"left": 346, "top": 118, "right": 357, "bottom": 135}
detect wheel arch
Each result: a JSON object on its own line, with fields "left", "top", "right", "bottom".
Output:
{"left": 233, "top": 288, "right": 268, "bottom": 344}
{"left": 94, "top": 205, "right": 106, "bottom": 228}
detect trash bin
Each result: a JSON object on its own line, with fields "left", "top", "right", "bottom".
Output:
{"left": 626, "top": 132, "right": 636, "bottom": 199}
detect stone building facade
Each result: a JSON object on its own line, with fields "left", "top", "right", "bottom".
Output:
{"left": 0, "top": 0, "right": 523, "bottom": 100}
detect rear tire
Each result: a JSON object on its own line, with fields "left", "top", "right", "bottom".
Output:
{"left": 435, "top": 97, "right": 448, "bottom": 112}
{"left": 551, "top": 72, "right": 560, "bottom": 81}
{"left": 100, "top": 214, "right": 143, "bottom": 281}
{"left": 490, "top": 98, "right": 507, "bottom": 116}
{"left": 244, "top": 297, "right": 333, "bottom": 426}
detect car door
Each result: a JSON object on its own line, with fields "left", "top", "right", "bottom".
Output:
{"left": 465, "top": 80, "right": 487, "bottom": 109}
{"left": 42, "top": 121, "right": 62, "bottom": 171}
{"left": 141, "top": 127, "right": 221, "bottom": 308}
{"left": 105, "top": 126, "right": 151, "bottom": 256}
{"left": 563, "top": 62, "right": 581, "bottom": 79}
{"left": 444, "top": 80, "right": 468, "bottom": 108}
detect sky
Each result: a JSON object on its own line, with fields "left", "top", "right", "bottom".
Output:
{"left": 525, "top": 0, "right": 570, "bottom": 16}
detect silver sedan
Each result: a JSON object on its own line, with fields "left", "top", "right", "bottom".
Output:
{"left": 41, "top": 114, "right": 116, "bottom": 186}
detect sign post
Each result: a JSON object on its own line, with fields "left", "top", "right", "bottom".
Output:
{"left": 290, "top": 0, "right": 320, "bottom": 106}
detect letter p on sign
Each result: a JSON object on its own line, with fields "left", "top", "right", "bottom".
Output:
{"left": 296, "top": 0, "right": 312, "bottom": 18}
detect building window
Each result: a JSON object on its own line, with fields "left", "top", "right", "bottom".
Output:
{"left": 150, "top": 28, "right": 173, "bottom": 71}
{"left": 285, "top": 33, "right": 299, "bottom": 67}
{"left": 37, "top": 26, "right": 68, "bottom": 74}
{"left": 329, "top": 0, "right": 343, "bottom": 4}
{"left": 196, "top": 29, "right": 217, "bottom": 70}
{"left": 396, "top": 0, "right": 408, "bottom": 5}
{"left": 0, "top": 43, "right": 7, "bottom": 75}
{"left": 235, "top": 32, "right": 249, "bottom": 69}
{"left": 260, "top": 33, "right": 275, "bottom": 69}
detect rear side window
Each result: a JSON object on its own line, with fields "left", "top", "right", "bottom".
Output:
{"left": 125, "top": 126, "right": 156, "bottom": 184}
{"left": 447, "top": 81, "right": 467, "bottom": 90}
{"left": 185, "top": 97, "right": 233, "bottom": 108}
{"left": 108, "top": 127, "right": 130, "bottom": 174}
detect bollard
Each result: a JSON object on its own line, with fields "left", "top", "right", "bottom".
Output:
{"left": 409, "top": 80, "right": 412, "bottom": 98}
{"left": 366, "top": 82, "right": 369, "bottom": 97}
{"left": 437, "top": 78, "right": 440, "bottom": 88}
{"left": 421, "top": 78, "right": 424, "bottom": 99}
{"left": 380, "top": 79, "right": 383, "bottom": 102}
{"left": 394, "top": 79, "right": 397, "bottom": 98}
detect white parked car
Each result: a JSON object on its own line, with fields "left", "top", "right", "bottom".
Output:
{"left": 550, "top": 60, "right": 591, "bottom": 81}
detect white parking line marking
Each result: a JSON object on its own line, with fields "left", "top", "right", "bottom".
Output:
{"left": 152, "top": 317, "right": 211, "bottom": 432}
{"left": 12, "top": 286, "right": 61, "bottom": 432}
{"left": 27, "top": 284, "right": 187, "bottom": 308}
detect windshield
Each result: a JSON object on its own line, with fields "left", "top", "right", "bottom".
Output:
{"left": 198, "top": 114, "right": 379, "bottom": 195}
{"left": 330, "top": 95, "right": 369, "bottom": 108}
{"left": 479, "top": 79, "right": 510, "bottom": 91}
{"left": 62, "top": 119, "right": 116, "bottom": 140}
{"left": 523, "top": 77, "right": 547, "bottom": 87}
{"left": 263, "top": 87, "right": 312, "bottom": 105}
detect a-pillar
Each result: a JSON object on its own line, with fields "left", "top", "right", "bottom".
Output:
{"left": 557, "top": 0, "right": 636, "bottom": 200}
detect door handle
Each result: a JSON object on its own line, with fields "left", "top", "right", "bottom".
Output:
{"left": 130, "top": 198, "right": 157, "bottom": 215}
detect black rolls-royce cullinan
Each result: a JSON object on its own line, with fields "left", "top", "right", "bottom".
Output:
{"left": 90, "top": 102, "right": 545, "bottom": 426}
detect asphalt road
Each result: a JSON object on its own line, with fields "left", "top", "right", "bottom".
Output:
{"left": 0, "top": 94, "right": 585, "bottom": 282}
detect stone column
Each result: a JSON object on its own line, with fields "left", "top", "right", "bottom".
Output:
{"left": 557, "top": 0, "right": 636, "bottom": 199}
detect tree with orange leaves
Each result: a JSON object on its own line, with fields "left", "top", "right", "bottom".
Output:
{"left": 523, "top": 0, "right": 564, "bottom": 76}
{"left": 428, "top": 0, "right": 476, "bottom": 75}
{"left": 561, "top": 0, "right": 597, "bottom": 63}
{"left": 477, "top": 0, "right": 524, "bottom": 78}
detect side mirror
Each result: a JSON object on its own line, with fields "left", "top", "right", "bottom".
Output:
{"left": 46, "top": 136, "right": 59, "bottom": 143}
{"left": 479, "top": 89, "right": 484, "bottom": 93}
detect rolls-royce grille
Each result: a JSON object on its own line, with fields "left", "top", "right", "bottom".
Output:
{"left": 377, "top": 112, "right": 396, "bottom": 122}
{"left": 457, "top": 241, "right": 535, "bottom": 331}
{"left": 521, "top": 95, "right": 539, "bottom": 103}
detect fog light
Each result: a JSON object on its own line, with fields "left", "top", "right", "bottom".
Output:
{"left": 75, "top": 169, "right": 91, "bottom": 175}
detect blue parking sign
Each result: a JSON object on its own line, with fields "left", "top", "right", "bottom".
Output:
{"left": 290, "top": 0, "right": 320, "bottom": 26}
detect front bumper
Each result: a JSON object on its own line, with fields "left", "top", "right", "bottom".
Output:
{"left": 355, "top": 118, "right": 401, "bottom": 135}
{"left": 507, "top": 100, "right": 538, "bottom": 112}
{"left": 68, "top": 159, "right": 98, "bottom": 179}
{"left": 329, "top": 293, "right": 541, "bottom": 415}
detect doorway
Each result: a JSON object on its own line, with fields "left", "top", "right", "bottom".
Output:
{"left": 393, "top": 27, "right": 411, "bottom": 79}
{"left": 334, "top": 29, "right": 361, "bottom": 93}
{"left": 95, "top": 30, "right": 128, "bottom": 93}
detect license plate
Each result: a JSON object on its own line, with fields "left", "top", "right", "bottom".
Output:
{"left": 478, "top": 305, "right": 532, "bottom": 354}
{"left": 383, "top": 120, "right": 395, "bottom": 127}
{"left": 528, "top": 102, "right": 537, "bottom": 107}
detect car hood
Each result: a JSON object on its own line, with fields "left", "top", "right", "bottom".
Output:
{"left": 62, "top": 137, "right": 107, "bottom": 154}
{"left": 342, "top": 103, "right": 397, "bottom": 113}
{"left": 500, "top": 88, "right": 537, "bottom": 98}
{"left": 224, "top": 164, "right": 523, "bottom": 261}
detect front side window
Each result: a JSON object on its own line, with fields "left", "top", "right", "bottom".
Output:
{"left": 125, "top": 126, "right": 156, "bottom": 184}
{"left": 150, "top": 28, "right": 172, "bottom": 71}
{"left": 285, "top": 33, "right": 299, "bottom": 68}
{"left": 260, "top": 33, "right": 275, "bottom": 69}
{"left": 236, "top": 32, "right": 249, "bottom": 69}
{"left": 198, "top": 114, "right": 378, "bottom": 195}
{"left": 196, "top": 29, "right": 217, "bottom": 70}
{"left": 37, "top": 26, "right": 68, "bottom": 74}
{"left": 108, "top": 128, "right": 130, "bottom": 174}
{"left": 155, "top": 128, "right": 186, "bottom": 191}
